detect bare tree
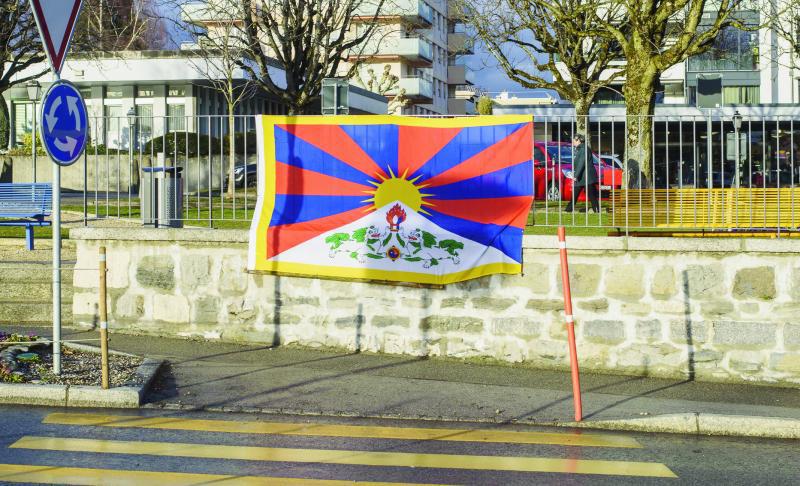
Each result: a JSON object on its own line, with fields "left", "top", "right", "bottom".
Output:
{"left": 174, "top": 0, "right": 256, "bottom": 198}
{"left": 598, "top": 0, "right": 746, "bottom": 182}
{"left": 239, "top": 0, "right": 386, "bottom": 115}
{"left": 468, "top": 0, "right": 625, "bottom": 134}
{"left": 74, "top": 0, "right": 166, "bottom": 52}
{"left": 0, "top": 0, "right": 46, "bottom": 149}
{"left": 353, "top": 64, "right": 409, "bottom": 114}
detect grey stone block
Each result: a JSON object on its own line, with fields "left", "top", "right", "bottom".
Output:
{"left": 135, "top": 255, "right": 175, "bottom": 290}
{"left": 577, "top": 299, "right": 609, "bottom": 312}
{"left": 526, "top": 299, "right": 564, "bottom": 312}
{"left": 770, "top": 353, "right": 800, "bottom": 373}
{"left": 220, "top": 256, "right": 248, "bottom": 295}
{"left": 692, "top": 349, "right": 723, "bottom": 363}
{"left": 557, "top": 264, "right": 601, "bottom": 298}
{"left": 372, "top": 315, "right": 410, "bottom": 328}
{"left": 421, "top": 316, "right": 484, "bottom": 334}
{"left": 713, "top": 321, "right": 777, "bottom": 348}
{"left": 733, "top": 267, "right": 776, "bottom": 300}
{"left": 651, "top": 266, "right": 677, "bottom": 299}
{"left": 701, "top": 301, "right": 735, "bottom": 318}
{"left": 181, "top": 255, "right": 210, "bottom": 290}
{"left": 783, "top": 324, "right": 800, "bottom": 350}
{"left": 492, "top": 317, "right": 541, "bottom": 336}
{"left": 636, "top": 319, "right": 663, "bottom": 342}
{"left": 194, "top": 296, "right": 220, "bottom": 323}
{"left": 605, "top": 264, "right": 645, "bottom": 300}
{"left": 440, "top": 297, "right": 467, "bottom": 309}
{"left": 669, "top": 320, "right": 709, "bottom": 345}
{"left": 0, "top": 383, "right": 66, "bottom": 406}
{"left": 683, "top": 264, "right": 725, "bottom": 300}
{"left": 471, "top": 297, "right": 515, "bottom": 311}
{"left": 583, "top": 320, "right": 625, "bottom": 344}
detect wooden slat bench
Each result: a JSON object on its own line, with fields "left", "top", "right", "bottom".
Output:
{"left": 0, "top": 183, "right": 53, "bottom": 250}
{"left": 609, "top": 188, "right": 800, "bottom": 230}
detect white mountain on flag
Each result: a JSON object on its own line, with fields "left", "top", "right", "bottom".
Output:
{"left": 270, "top": 201, "right": 517, "bottom": 274}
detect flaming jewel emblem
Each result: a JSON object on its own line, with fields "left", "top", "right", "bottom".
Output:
{"left": 386, "top": 204, "right": 407, "bottom": 232}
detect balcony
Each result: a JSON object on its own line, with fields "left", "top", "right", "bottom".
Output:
{"left": 447, "top": 32, "right": 474, "bottom": 55}
{"left": 447, "top": 65, "right": 474, "bottom": 85}
{"left": 448, "top": 98, "right": 477, "bottom": 115}
{"left": 181, "top": 1, "right": 241, "bottom": 25}
{"left": 448, "top": 0, "right": 471, "bottom": 22}
{"left": 354, "top": 0, "right": 433, "bottom": 26}
{"left": 351, "top": 36, "right": 433, "bottom": 65}
{"left": 386, "top": 76, "right": 433, "bottom": 101}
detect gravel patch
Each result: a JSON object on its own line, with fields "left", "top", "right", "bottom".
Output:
{"left": 2, "top": 341, "right": 143, "bottom": 387}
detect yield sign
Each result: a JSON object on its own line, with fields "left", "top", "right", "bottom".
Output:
{"left": 29, "top": 0, "right": 84, "bottom": 76}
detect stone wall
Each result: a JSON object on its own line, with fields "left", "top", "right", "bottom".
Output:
{"left": 70, "top": 228, "right": 800, "bottom": 387}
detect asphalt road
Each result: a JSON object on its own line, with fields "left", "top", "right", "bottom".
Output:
{"left": 0, "top": 405, "right": 797, "bottom": 485}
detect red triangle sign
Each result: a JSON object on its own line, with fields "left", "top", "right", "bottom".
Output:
{"left": 29, "top": 0, "right": 84, "bottom": 76}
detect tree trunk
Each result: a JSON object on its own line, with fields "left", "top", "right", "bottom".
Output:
{"left": 623, "top": 62, "right": 658, "bottom": 187}
{"left": 574, "top": 98, "right": 590, "bottom": 139}
{"left": 226, "top": 102, "right": 236, "bottom": 199}
{"left": 0, "top": 93, "right": 10, "bottom": 150}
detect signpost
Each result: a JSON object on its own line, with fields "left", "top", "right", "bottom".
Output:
{"left": 29, "top": 0, "right": 85, "bottom": 375}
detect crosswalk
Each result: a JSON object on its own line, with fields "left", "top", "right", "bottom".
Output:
{"left": 0, "top": 411, "right": 677, "bottom": 484}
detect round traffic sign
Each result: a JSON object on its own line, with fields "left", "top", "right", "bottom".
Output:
{"left": 39, "top": 80, "right": 88, "bottom": 166}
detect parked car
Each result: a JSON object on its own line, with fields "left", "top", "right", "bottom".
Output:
{"left": 224, "top": 163, "right": 258, "bottom": 190}
{"left": 533, "top": 142, "right": 623, "bottom": 201}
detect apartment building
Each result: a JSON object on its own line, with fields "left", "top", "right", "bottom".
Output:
{"left": 550, "top": 8, "right": 795, "bottom": 107}
{"left": 182, "top": 0, "right": 474, "bottom": 115}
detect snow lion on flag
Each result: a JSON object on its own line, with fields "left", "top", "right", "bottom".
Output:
{"left": 247, "top": 115, "right": 533, "bottom": 285}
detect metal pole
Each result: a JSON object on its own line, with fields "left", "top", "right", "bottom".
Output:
{"left": 735, "top": 122, "right": 740, "bottom": 189}
{"left": 99, "top": 246, "right": 109, "bottom": 389}
{"left": 52, "top": 162, "right": 61, "bottom": 375}
{"left": 558, "top": 226, "right": 582, "bottom": 422}
{"left": 32, "top": 101, "right": 37, "bottom": 183}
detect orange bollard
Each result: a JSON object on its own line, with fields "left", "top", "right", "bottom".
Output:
{"left": 558, "top": 226, "right": 583, "bottom": 422}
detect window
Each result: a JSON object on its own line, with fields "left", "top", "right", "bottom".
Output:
{"left": 104, "top": 105, "right": 123, "bottom": 148}
{"left": 135, "top": 104, "right": 153, "bottom": 148}
{"left": 13, "top": 102, "right": 34, "bottom": 145}
{"left": 688, "top": 26, "right": 759, "bottom": 71}
{"left": 105, "top": 88, "right": 124, "bottom": 99}
{"left": 167, "top": 104, "right": 186, "bottom": 132}
{"left": 723, "top": 86, "right": 760, "bottom": 104}
{"left": 136, "top": 87, "right": 155, "bottom": 98}
{"left": 168, "top": 86, "right": 186, "bottom": 97}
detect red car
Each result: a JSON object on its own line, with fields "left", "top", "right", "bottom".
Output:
{"left": 533, "top": 141, "right": 623, "bottom": 201}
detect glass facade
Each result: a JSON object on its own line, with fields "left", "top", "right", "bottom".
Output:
{"left": 688, "top": 26, "right": 759, "bottom": 72}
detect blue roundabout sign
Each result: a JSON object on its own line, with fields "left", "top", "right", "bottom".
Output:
{"left": 40, "top": 80, "right": 88, "bottom": 166}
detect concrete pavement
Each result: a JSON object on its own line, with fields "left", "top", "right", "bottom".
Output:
{"left": 8, "top": 325, "right": 800, "bottom": 439}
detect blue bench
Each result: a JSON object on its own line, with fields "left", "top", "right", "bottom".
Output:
{"left": 0, "top": 183, "right": 52, "bottom": 250}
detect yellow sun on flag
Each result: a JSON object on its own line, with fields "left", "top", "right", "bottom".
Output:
{"left": 363, "top": 168, "right": 434, "bottom": 214}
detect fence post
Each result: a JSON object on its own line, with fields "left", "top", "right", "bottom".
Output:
{"left": 99, "top": 246, "right": 110, "bottom": 390}
{"left": 558, "top": 226, "right": 583, "bottom": 422}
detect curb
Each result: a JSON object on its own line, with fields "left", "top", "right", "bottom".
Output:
{"left": 141, "top": 402, "right": 800, "bottom": 440}
{"left": 0, "top": 357, "right": 163, "bottom": 409}
{"left": 549, "top": 413, "right": 800, "bottom": 440}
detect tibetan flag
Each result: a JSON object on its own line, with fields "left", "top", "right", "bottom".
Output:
{"left": 247, "top": 115, "right": 534, "bottom": 285}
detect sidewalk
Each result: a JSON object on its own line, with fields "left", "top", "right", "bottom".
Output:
{"left": 9, "top": 325, "right": 800, "bottom": 439}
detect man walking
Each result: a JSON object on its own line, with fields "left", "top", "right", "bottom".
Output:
{"left": 565, "top": 133, "right": 600, "bottom": 213}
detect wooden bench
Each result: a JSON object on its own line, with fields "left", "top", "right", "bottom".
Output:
{"left": 609, "top": 188, "right": 800, "bottom": 230}
{"left": 0, "top": 183, "right": 53, "bottom": 250}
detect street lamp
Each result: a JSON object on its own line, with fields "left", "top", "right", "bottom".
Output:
{"left": 733, "top": 110, "right": 742, "bottom": 188}
{"left": 26, "top": 80, "right": 41, "bottom": 183}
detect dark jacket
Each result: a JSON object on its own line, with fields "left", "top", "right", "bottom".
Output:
{"left": 572, "top": 143, "right": 599, "bottom": 188}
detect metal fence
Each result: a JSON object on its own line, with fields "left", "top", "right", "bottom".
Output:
{"left": 532, "top": 114, "right": 800, "bottom": 234}
{"left": 36, "top": 113, "right": 800, "bottom": 233}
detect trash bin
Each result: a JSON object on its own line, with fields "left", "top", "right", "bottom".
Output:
{"left": 141, "top": 167, "right": 183, "bottom": 228}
